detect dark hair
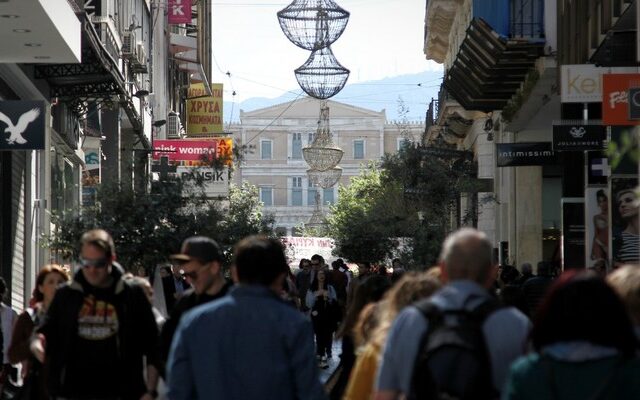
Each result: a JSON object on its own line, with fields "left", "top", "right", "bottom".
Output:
{"left": 80, "top": 229, "right": 115, "bottom": 259}
{"left": 310, "top": 269, "right": 330, "bottom": 292}
{"left": 500, "top": 265, "right": 520, "bottom": 285}
{"left": 32, "top": 264, "right": 70, "bottom": 303}
{"left": 596, "top": 189, "right": 607, "bottom": 201}
{"left": 233, "top": 236, "right": 288, "bottom": 286}
{"left": 532, "top": 270, "right": 637, "bottom": 358}
{"left": 311, "top": 254, "right": 324, "bottom": 264}
{"left": 337, "top": 275, "right": 391, "bottom": 338}
{"left": 298, "top": 258, "right": 310, "bottom": 269}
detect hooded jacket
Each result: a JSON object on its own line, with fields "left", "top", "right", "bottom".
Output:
{"left": 38, "top": 262, "right": 159, "bottom": 400}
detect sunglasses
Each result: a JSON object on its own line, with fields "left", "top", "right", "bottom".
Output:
{"left": 79, "top": 257, "right": 109, "bottom": 269}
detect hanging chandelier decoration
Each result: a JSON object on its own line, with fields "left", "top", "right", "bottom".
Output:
{"left": 307, "top": 166, "right": 342, "bottom": 189}
{"left": 295, "top": 46, "right": 350, "bottom": 100}
{"left": 306, "top": 190, "right": 328, "bottom": 230}
{"left": 277, "top": 0, "right": 350, "bottom": 51}
{"left": 277, "top": 0, "right": 350, "bottom": 202}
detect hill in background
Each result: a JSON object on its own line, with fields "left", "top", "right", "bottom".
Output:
{"left": 222, "top": 70, "right": 443, "bottom": 123}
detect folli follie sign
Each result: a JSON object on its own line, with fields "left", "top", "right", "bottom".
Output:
{"left": 602, "top": 74, "right": 640, "bottom": 126}
{"left": 186, "top": 83, "right": 223, "bottom": 136}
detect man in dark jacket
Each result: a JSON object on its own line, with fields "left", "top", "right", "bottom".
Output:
{"left": 33, "top": 229, "right": 159, "bottom": 400}
{"left": 158, "top": 236, "right": 232, "bottom": 377}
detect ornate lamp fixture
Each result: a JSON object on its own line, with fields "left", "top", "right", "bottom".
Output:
{"left": 307, "top": 166, "right": 342, "bottom": 188}
{"left": 303, "top": 101, "right": 343, "bottom": 171}
{"left": 306, "top": 190, "right": 328, "bottom": 230}
{"left": 295, "top": 46, "right": 350, "bottom": 100}
{"left": 277, "top": 0, "right": 350, "bottom": 51}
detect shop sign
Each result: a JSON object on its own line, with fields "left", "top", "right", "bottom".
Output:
{"left": 168, "top": 0, "right": 192, "bottom": 24}
{"left": 496, "top": 142, "right": 558, "bottom": 167}
{"left": 602, "top": 73, "right": 640, "bottom": 126}
{"left": 153, "top": 138, "right": 233, "bottom": 165}
{"left": 186, "top": 83, "right": 223, "bottom": 135}
{"left": 552, "top": 123, "right": 607, "bottom": 151}
{"left": 560, "top": 65, "right": 638, "bottom": 103}
{"left": 0, "top": 101, "right": 46, "bottom": 151}
{"left": 177, "top": 166, "right": 229, "bottom": 197}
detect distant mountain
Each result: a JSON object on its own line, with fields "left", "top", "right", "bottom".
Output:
{"left": 223, "top": 70, "right": 443, "bottom": 123}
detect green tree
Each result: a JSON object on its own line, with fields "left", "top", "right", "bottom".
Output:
{"left": 47, "top": 180, "right": 274, "bottom": 271}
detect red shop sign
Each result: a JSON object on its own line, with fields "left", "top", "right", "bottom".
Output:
{"left": 602, "top": 73, "right": 640, "bottom": 126}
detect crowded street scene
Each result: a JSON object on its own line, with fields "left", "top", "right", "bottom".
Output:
{"left": 1, "top": 0, "right": 640, "bottom": 399}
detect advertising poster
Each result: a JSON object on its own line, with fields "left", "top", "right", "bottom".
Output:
{"left": 611, "top": 177, "right": 640, "bottom": 267}
{"left": 186, "top": 83, "right": 223, "bottom": 135}
{"left": 602, "top": 73, "right": 640, "bottom": 126}
{"left": 585, "top": 187, "right": 610, "bottom": 273}
{"left": 561, "top": 198, "right": 585, "bottom": 270}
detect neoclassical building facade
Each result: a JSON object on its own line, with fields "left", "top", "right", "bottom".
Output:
{"left": 230, "top": 97, "right": 424, "bottom": 236}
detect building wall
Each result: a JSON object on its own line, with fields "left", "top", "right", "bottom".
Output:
{"left": 233, "top": 98, "right": 424, "bottom": 235}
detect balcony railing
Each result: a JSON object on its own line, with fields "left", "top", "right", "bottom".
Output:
{"left": 92, "top": 17, "right": 122, "bottom": 73}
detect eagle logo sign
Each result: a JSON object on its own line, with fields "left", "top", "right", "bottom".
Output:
{"left": 0, "top": 108, "right": 41, "bottom": 145}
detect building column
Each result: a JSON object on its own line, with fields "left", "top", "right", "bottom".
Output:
{"left": 515, "top": 166, "right": 543, "bottom": 266}
{"left": 121, "top": 129, "right": 135, "bottom": 193}
{"left": 101, "top": 108, "right": 121, "bottom": 187}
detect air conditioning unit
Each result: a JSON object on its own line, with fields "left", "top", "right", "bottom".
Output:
{"left": 131, "top": 42, "right": 148, "bottom": 73}
{"left": 122, "top": 31, "right": 137, "bottom": 59}
{"left": 167, "top": 111, "right": 182, "bottom": 139}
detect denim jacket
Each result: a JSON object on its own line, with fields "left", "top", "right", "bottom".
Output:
{"left": 167, "top": 284, "right": 327, "bottom": 400}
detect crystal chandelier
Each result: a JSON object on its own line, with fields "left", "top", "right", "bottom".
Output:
{"left": 307, "top": 166, "right": 342, "bottom": 189}
{"left": 277, "top": 0, "right": 350, "bottom": 51}
{"left": 295, "top": 46, "right": 350, "bottom": 100}
{"left": 306, "top": 189, "right": 328, "bottom": 229}
{"left": 303, "top": 101, "right": 343, "bottom": 171}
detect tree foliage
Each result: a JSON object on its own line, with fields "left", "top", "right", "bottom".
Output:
{"left": 47, "top": 180, "right": 274, "bottom": 271}
{"left": 326, "top": 144, "right": 481, "bottom": 268}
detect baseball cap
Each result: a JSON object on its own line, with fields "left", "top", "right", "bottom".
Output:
{"left": 170, "top": 236, "right": 223, "bottom": 264}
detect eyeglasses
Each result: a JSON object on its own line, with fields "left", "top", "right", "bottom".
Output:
{"left": 79, "top": 257, "right": 109, "bottom": 269}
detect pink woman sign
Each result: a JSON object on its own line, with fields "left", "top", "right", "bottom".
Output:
{"left": 168, "top": 0, "right": 192, "bottom": 25}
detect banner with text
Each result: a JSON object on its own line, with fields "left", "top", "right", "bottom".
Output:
{"left": 552, "top": 123, "right": 607, "bottom": 151}
{"left": 186, "top": 83, "right": 223, "bottom": 135}
{"left": 282, "top": 237, "right": 335, "bottom": 267}
{"left": 153, "top": 138, "right": 233, "bottom": 166}
{"left": 496, "top": 142, "right": 558, "bottom": 167}
{"left": 177, "top": 166, "right": 229, "bottom": 197}
{"left": 168, "top": 0, "right": 192, "bottom": 24}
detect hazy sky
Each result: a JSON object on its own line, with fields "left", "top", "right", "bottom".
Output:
{"left": 211, "top": 0, "right": 443, "bottom": 102}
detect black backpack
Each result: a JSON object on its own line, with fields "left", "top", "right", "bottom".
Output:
{"left": 409, "top": 295, "right": 502, "bottom": 400}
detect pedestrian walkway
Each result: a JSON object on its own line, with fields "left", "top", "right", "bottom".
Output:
{"left": 320, "top": 339, "right": 342, "bottom": 383}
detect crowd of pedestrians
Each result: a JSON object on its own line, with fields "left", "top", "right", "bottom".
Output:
{"left": 0, "top": 227, "right": 638, "bottom": 399}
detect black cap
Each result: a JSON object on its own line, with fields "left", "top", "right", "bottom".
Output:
{"left": 170, "top": 236, "right": 223, "bottom": 263}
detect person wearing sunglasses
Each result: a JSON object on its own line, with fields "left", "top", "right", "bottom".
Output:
{"left": 32, "top": 229, "right": 160, "bottom": 400}
{"left": 158, "top": 236, "right": 232, "bottom": 378}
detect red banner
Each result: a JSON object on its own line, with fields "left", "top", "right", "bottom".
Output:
{"left": 602, "top": 73, "right": 640, "bottom": 126}
{"left": 168, "top": 0, "right": 192, "bottom": 25}
{"left": 153, "top": 139, "right": 232, "bottom": 165}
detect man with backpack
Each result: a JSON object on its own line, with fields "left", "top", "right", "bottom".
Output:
{"left": 374, "top": 228, "right": 530, "bottom": 400}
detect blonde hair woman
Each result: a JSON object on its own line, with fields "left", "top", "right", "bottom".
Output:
{"left": 344, "top": 272, "right": 441, "bottom": 400}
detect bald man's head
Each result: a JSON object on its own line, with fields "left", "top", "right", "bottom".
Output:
{"left": 440, "top": 228, "right": 495, "bottom": 285}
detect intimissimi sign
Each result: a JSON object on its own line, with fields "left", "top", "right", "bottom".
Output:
{"left": 84, "top": 0, "right": 102, "bottom": 18}
{"left": 496, "top": 142, "right": 558, "bottom": 167}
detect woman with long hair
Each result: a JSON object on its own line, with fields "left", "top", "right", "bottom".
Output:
{"left": 613, "top": 187, "right": 640, "bottom": 266}
{"left": 503, "top": 270, "right": 640, "bottom": 399}
{"left": 305, "top": 269, "right": 337, "bottom": 369}
{"left": 344, "top": 272, "right": 441, "bottom": 400}
{"left": 7, "top": 264, "right": 69, "bottom": 400}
